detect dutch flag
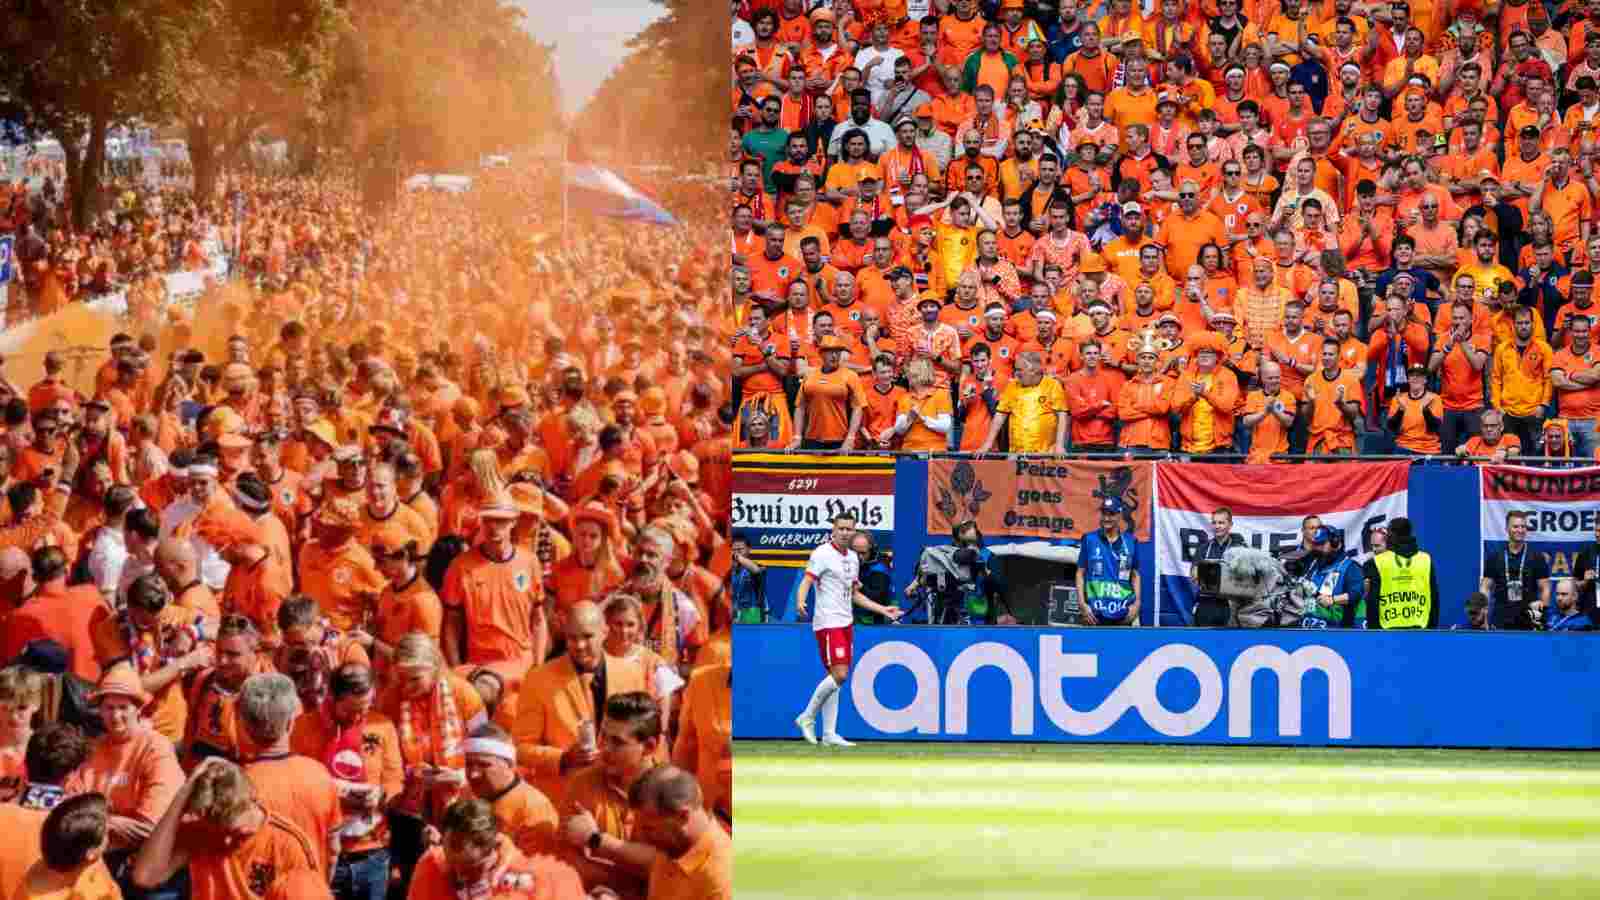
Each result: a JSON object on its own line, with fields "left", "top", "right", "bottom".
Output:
{"left": 564, "top": 158, "right": 679, "bottom": 227}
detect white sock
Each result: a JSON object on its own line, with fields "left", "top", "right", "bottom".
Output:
{"left": 802, "top": 675, "right": 838, "bottom": 719}
{"left": 822, "top": 682, "right": 843, "bottom": 736}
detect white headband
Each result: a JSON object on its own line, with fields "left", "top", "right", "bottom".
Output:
{"left": 169, "top": 465, "right": 190, "bottom": 478}
{"left": 462, "top": 738, "right": 516, "bottom": 762}
{"left": 187, "top": 464, "right": 219, "bottom": 477}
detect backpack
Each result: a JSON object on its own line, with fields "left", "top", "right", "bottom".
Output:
{"left": 13, "top": 640, "right": 104, "bottom": 738}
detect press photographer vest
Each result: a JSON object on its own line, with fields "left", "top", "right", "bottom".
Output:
{"left": 1371, "top": 550, "right": 1433, "bottom": 629}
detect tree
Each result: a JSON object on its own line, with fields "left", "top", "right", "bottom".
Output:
{"left": 169, "top": 0, "right": 345, "bottom": 202}
{"left": 316, "top": 0, "right": 560, "bottom": 207}
{"left": 577, "top": 0, "right": 725, "bottom": 156}
{"left": 0, "top": 0, "right": 191, "bottom": 229}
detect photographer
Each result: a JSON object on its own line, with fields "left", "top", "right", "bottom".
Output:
{"left": 1076, "top": 497, "right": 1141, "bottom": 626}
{"left": 1293, "top": 527, "right": 1365, "bottom": 629}
{"left": 730, "top": 537, "right": 768, "bottom": 624}
{"left": 908, "top": 520, "right": 1014, "bottom": 625}
{"left": 851, "top": 532, "right": 895, "bottom": 625}
{"left": 1189, "top": 507, "right": 1243, "bottom": 626}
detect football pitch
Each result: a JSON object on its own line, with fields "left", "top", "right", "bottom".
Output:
{"left": 735, "top": 741, "right": 1600, "bottom": 899}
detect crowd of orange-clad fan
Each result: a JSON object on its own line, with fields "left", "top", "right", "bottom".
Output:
{"left": 0, "top": 164, "right": 733, "bottom": 900}
{"left": 731, "top": 0, "right": 1600, "bottom": 465}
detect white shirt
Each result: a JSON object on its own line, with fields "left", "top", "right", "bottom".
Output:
{"left": 86, "top": 527, "right": 129, "bottom": 599}
{"left": 159, "top": 498, "right": 231, "bottom": 590}
{"left": 804, "top": 539, "right": 860, "bottom": 631}
{"left": 732, "top": 18, "right": 754, "bottom": 47}
{"left": 854, "top": 45, "right": 906, "bottom": 108}
{"left": 827, "top": 117, "right": 897, "bottom": 159}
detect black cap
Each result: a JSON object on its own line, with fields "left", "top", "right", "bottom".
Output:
{"left": 1576, "top": 271, "right": 1595, "bottom": 286}
{"left": 1520, "top": 125, "right": 1542, "bottom": 138}
{"left": 887, "top": 266, "right": 914, "bottom": 281}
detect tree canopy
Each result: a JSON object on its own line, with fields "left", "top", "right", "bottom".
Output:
{"left": 0, "top": 0, "right": 562, "bottom": 225}
{"left": 576, "top": 0, "right": 725, "bottom": 157}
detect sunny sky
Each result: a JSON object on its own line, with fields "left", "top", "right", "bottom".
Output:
{"left": 515, "top": 1, "right": 667, "bottom": 115}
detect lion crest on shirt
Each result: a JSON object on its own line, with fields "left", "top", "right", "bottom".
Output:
{"left": 362, "top": 732, "right": 382, "bottom": 755}
{"left": 248, "top": 861, "right": 275, "bottom": 896}
{"left": 514, "top": 569, "right": 531, "bottom": 592}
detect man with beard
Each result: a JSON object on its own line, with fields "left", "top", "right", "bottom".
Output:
{"left": 827, "top": 88, "right": 895, "bottom": 159}
{"left": 1489, "top": 305, "right": 1553, "bottom": 452}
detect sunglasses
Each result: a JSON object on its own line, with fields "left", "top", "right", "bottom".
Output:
{"left": 1178, "top": 192, "right": 1197, "bottom": 199}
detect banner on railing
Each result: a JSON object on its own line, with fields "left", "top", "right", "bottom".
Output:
{"left": 731, "top": 453, "right": 895, "bottom": 568}
{"left": 731, "top": 624, "right": 1600, "bottom": 748}
{"left": 1479, "top": 464, "right": 1600, "bottom": 576}
{"left": 925, "top": 458, "right": 1152, "bottom": 541}
{"left": 1154, "top": 463, "right": 1408, "bottom": 624}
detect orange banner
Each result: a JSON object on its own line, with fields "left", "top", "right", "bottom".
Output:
{"left": 926, "top": 458, "right": 1153, "bottom": 541}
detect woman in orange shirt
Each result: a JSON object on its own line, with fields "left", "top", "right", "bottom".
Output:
{"left": 891, "top": 358, "right": 955, "bottom": 450}
{"left": 548, "top": 506, "right": 625, "bottom": 627}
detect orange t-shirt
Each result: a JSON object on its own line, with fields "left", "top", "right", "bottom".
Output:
{"left": 1551, "top": 347, "right": 1600, "bottom": 419}
{"left": 1460, "top": 433, "right": 1522, "bottom": 458}
{"left": 288, "top": 710, "right": 404, "bottom": 855}
{"left": 1388, "top": 392, "right": 1443, "bottom": 454}
{"left": 356, "top": 502, "right": 434, "bottom": 559}
{"left": 222, "top": 555, "right": 292, "bottom": 649}
{"left": 796, "top": 368, "right": 867, "bottom": 442}
{"left": 406, "top": 836, "right": 585, "bottom": 900}
{"left": 1436, "top": 338, "right": 1489, "bottom": 412}
{"left": 1304, "top": 367, "right": 1365, "bottom": 450}
{"left": 549, "top": 557, "right": 624, "bottom": 624}
{"left": 1243, "top": 390, "right": 1292, "bottom": 463}
{"left": 1264, "top": 329, "right": 1322, "bottom": 400}
{"left": 175, "top": 581, "right": 223, "bottom": 622}
{"left": 0, "top": 747, "right": 23, "bottom": 804}
{"left": 1157, "top": 210, "right": 1227, "bottom": 278}
{"left": 0, "top": 803, "right": 48, "bottom": 899}
{"left": 895, "top": 389, "right": 954, "bottom": 452}
{"left": 11, "top": 857, "right": 120, "bottom": 900}
{"left": 860, "top": 383, "right": 907, "bottom": 442}
{"left": 63, "top": 729, "right": 183, "bottom": 846}
{"left": 297, "top": 539, "right": 387, "bottom": 632}
{"left": 243, "top": 754, "right": 342, "bottom": 878}
{"left": 185, "top": 812, "right": 320, "bottom": 900}
{"left": 491, "top": 780, "right": 561, "bottom": 861}
{"left": 442, "top": 545, "right": 545, "bottom": 667}
{"left": 644, "top": 823, "right": 734, "bottom": 900}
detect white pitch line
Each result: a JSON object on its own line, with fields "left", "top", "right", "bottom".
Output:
{"left": 735, "top": 759, "right": 1600, "bottom": 787}
{"left": 734, "top": 824, "right": 1600, "bottom": 876}
{"left": 731, "top": 783, "right": 1600, "bottom": 820}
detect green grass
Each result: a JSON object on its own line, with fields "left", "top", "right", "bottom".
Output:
{"left": 735, "top": 741, "right": 1600, "bottom": 899}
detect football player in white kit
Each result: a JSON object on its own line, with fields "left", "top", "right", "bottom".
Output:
{"left": 794, "top": 512, "right": 904, "bottom": 746}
